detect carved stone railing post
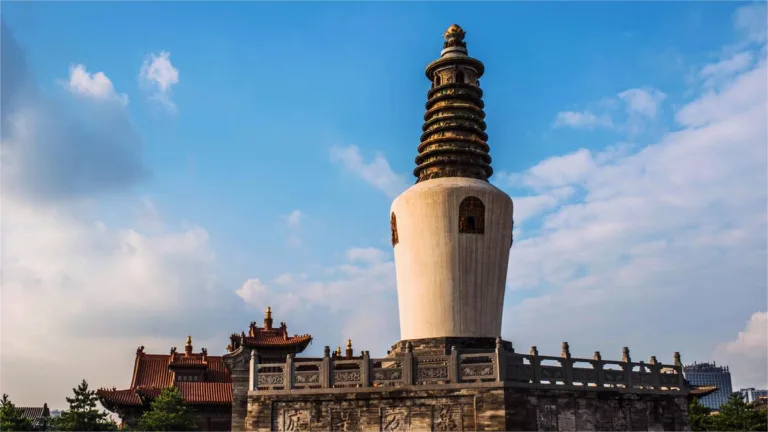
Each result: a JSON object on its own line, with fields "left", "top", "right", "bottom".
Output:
{"left": 362, "top": 351, "right": 370, "bottom": 387}
{"left": 450, "top": 346, "right": 459, "bottom": 383}
{"left": 530, "top": 346, "right": 540, "bottom": 384}
{"left": 249, "top": 350, "right": 258, "bottom": 391}
{"left": 622, "top": 347, "right": 632, "bottom": 389}
{"left": 403, "top": 342, "right": 414, "bottom": 385}
{"left": 674, "top": 352, "right": 684, "bottom": 389}
{"left": 322, "top": 346, "right": 331, "bottom": 388}
{"left": 593, "top": 351, "right": 604, "bottom": 387}
{"left": 649, "top": 356, "right": 660, "bottom": 389}
{"left": 561, "top": 342, "right": 573, "bottom": 385}
{"left": 495, "top": 337, "right": 506, "bottom": 382}
{"left": 284, "top": 354, "right": 294, "bottom": 390}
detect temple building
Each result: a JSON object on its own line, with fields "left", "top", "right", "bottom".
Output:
{"left": 103, "top": 24, "right": 702, "bottom": 431}
{"left": 97, "top": 309, "right": 311, "bottom": 431}
{"left": 228, "top": 25, "right": 699, "bottom": 431}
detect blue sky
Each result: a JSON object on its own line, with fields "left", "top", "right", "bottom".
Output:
{"left": 2, "top": 2, "right": 766, "bottom": 407}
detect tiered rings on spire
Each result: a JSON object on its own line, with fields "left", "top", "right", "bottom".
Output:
{"left": 415, "top": 24, "right": 492, "bottom": 183}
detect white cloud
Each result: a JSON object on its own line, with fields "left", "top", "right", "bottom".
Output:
{"left": 618, "top": 87, "right": 667, "bottom": 119}
{"left": 282, "top": 210, "right": 303, "bottom": 246}
{"left": 139, "top": 51, "right": 179, "bottom": 113}
{"left": 518, "top": 148, "right": 596, "bottom": 190}
{"left": 1, "top": 197, "right": 244, "bottom": 407}
{"left": 677, "top": 56, "right": 766, "bottom": 128}
{"left": 501, "top": 39, "right": 767, "bottom": 386}
{"left": 734, "top": 2, "right": 768, "bottom": 45}
{"left": 1, "top": 24, "right": 147, "bottom": 203}
{"left": 286, "top": 210, "right": 302, "bottom": 228}
{"left": 715, "top": 312, "right": 768, "bottom": 388}
{"left": 553, "top": 110, "right": 613, "bottom": 130}
{"left": 236, "top": 247, "right": 399, "bottom": 353}
{"left": 700, "top": 51, "right": 754, "bottom": 87}
{"left": 65, "top": 64, "right": 128, "bottom": 105}
{"left": 330, "top": 145, "right": 408, "bottom": 198}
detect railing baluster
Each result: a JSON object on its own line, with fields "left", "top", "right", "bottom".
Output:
{"left": 674, "top": 352, "right": 684, "bottom": 389}
{"left": 593, "top": 351, "right": 603, "bottom": 388}
{"left": 530, "top": 346, "right": 540, "bottom": 384}
{"left": 362, "top": 351, "right": 370, "bottom": 387}
{"left": 322, "top": 346, "right": 331, "bottom": 388}
{"left": 649, "top": 356, "right": 660, "bottom": 389}
{"left": 284, "top": 354, "right": 294, "bottom": 390}
{"left": 404, "top": 342, "right": 414, "bottom": 385}
{"left": 249, "top": 350, "right": 258, "bottom": 391}
{"left": 561, "top": 342, "right": 573, "bottom": 385}
{"left": 495, "top": 338, "right": 506, "bottom": 382}
{"left": 622, "top": 347, "right": 632, "bottom": 389}
{"left": 450, "top": 346, "right": 459, "bottom": 383}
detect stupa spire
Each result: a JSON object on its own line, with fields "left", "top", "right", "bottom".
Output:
{"left": 415, "top": 24, "right": 492, "bottom": 183}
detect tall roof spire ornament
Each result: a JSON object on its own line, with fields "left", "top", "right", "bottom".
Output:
{"left": 415, "top": 24, "right": 492, "bottom": 183}
{"left": 185, "top": 336, "right": 193, "bottom": 355}
{"left": 264, "top": 306, "right": 273, "bottom": 330}
{"left": 442, "top": 24, "right": 468, "bottom": 57}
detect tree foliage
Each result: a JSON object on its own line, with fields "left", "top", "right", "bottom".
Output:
{"left": 689, "top": 397, "right": 713, "bottom": 431}
{"left": 689, "top": 393, "right": 768, "bottom": 432}
{"left": 52, "top": 380, "right": 117, "bottom": 431}
{"left": 0, "top": 394, "right": 35, "bottom": 431}
{"left": 710, "top": 393, "right": 768, "bottom": 431}
{"left": 135, "top": 387, "right": 198, "bottom": 431}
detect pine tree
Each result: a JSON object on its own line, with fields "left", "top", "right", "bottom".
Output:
{"left": 0, "top": 394, "right": 35, "bottom": 431}
{"left": 52, "top": 380, "right": 117, "bottom": 431}
{"left": 689, "top": 397, "right": 714, "bottom": 431}
{"left": 710, "top": 393, "right": 768, "bottom": 431}
{"left": 135, "top": 387, "right": 198, "bottom": 431}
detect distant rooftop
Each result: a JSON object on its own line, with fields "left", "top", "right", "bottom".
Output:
{"left": 683, "top": 361, "right": 730, "bottom": 373}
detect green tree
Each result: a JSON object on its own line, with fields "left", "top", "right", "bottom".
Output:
{"left": 52, "top": 380, "right": 117, "bottom": 431}
{"left": 710, "top": 393, "right": 768, "bottom": 432}
{"left": 0, "top": 394, "right": 35, "bottom": 431}
{"left": 135, "top": 387, "right": 198, "bottom": 431}
{"left": 689, "top": 397, "right": 714, "bottom": 431}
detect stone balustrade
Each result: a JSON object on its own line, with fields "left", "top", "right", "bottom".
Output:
{"left": 248, "top": 339, "right": 685, "bottom": 394}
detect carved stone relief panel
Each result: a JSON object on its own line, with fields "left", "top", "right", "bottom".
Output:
{"left": 432, "top": 405, "right": 463, "bottom": 431}
{"left": 381, "top": 407, "right": 410, "bottom": 432}
{"left": 277, "top": 409, "right": 311, "bottom": 432}
{"left": 331, "top": 409, "right": 360, "bottom": 432}
{"left": 537, "top": 402, "right": 558, "bottom": 432}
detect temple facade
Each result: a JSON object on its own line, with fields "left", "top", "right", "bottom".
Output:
{"left": 102, "top": 24, "right": 703, "bottom": 432}
{"left": 98, "top": 309, "right": 312, "bottom": 431}
{"left": 235, "top": 25, "right": 696, "bottom": 432}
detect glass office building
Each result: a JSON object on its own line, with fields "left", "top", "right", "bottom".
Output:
{"left": 683, "top": 362, "right": 733, "bottom": 410}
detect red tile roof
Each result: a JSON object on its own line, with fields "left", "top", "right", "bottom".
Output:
{"left": 97, "top": 347, "right": 233, "bottom": 408}
{"left": 228, "top": 321, "right": 312, "bottom": 351}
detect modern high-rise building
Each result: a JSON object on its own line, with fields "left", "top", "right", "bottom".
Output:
{"left": 683, "top": 362, "right": 733, "bottom": 410}
{"left": 738, "top": 387, "right": 768, "bottom": 403}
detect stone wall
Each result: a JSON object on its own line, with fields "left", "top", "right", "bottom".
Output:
{"left": 243, "top": 383, "right": 690, "bottom": 431}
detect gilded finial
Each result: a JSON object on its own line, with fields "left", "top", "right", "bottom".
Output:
{"left": 186, "top": 336, "right": 192, "bottom": 347}
{"left": 265, "top": 306, "right": 272, "bottom": 319}
{"left": 346, "top": 339, "right": 352, "bottom": 350}
{"left": 444, "top": 24, "right": 466, "bottom": 41}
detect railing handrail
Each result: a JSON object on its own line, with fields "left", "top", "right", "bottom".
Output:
{"left": 248, "top": 345, "right": 686, "bottom": 393}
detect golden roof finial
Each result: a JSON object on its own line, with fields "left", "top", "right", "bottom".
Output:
{"left": 346, "top": 338, "right": 352, "bottom": 350}
{"left": 265, "top": 306, "right": 272, "bottom": 319}
{"left": 186, "top": 335, "right": 192, "bottom": 346}
{"left": 444, "top": 24, "right": 466, "bottom": 41}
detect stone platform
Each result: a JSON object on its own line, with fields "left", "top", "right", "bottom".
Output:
{"left": 241, "top": 340, "right": 692, "bottom": 431}
{"left": 388, "top": 337, "right": 514, "bottom": 356}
